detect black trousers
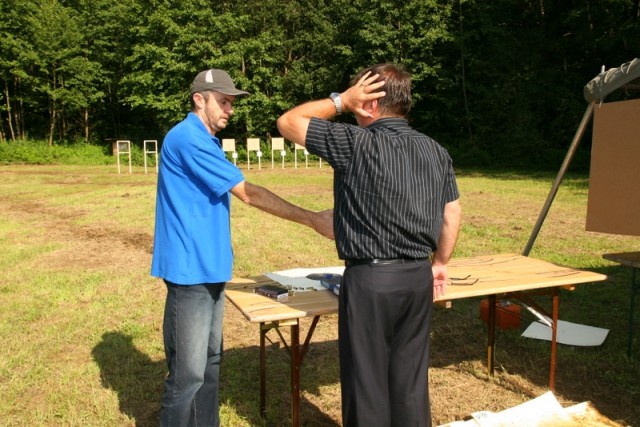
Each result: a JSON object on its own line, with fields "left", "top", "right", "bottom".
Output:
{"left": 339, "top": 261, "right": 434, "bottom": 427}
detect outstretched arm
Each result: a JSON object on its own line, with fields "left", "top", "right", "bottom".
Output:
{"left": 432, "top": 199, "right": 462, "bottom": 301}
{"left": 230, "top": 180, "right": 334, "bottom": 240}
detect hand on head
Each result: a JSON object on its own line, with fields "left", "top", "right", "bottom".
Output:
{"left": 341, "top": 72, "right": 386, "bottom": 118}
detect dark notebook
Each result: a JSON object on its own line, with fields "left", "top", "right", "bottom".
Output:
{"left": 255, "top": 283, "right": 289, "bottom": 301}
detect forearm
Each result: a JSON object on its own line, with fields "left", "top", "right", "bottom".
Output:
{"left": 277, "top": 99, "right": 337, "bottom": 146}
{"left": 231, "top": 181, "right": 334, "bottom": 240}
{"left": 240, "top": 181, "right": 313, "bottom": 227}
{"left": 431, "top": 199, "right": 461, "bottom": 300}
{"left": 433, "top": 199, "right": 462, "bottom": 266}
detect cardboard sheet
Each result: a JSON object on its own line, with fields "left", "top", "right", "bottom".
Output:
{"left": 587, "top": 98, "right": 640, "bottom": 236}
{"left": 265, "top": 266, "right": 345, "bottom": 291}
{"left": 522, "top": 319, "right": 609, "bottom": 346}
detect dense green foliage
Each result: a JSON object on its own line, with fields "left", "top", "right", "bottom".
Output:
{"left": 0, "top": 138, "right": 322, "bottom": 167}
{"left": 0, "top": 139, "right": 119, "bottom": 165}
{"left": 1, "top": 0, "right": 639, "bottom": 169}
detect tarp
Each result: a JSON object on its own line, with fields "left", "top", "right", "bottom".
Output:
{"left": 584, "top": 57, "right": 640, "bottom": 103}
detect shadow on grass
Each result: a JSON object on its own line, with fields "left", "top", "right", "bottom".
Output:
{"left": 92, "top": 331, "right": 165, "bottom": 427}
{"left": 222, "top": 339, "right": 341, "bottom": 426}
{"left": 92, "top": 263, "right": 639, "bottom": 426}
{"left": 92, "top": 331, "right": 340, "bottom": 426}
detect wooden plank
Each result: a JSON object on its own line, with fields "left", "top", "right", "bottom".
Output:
{"left": 225, "top": 289, "right": 308, "bottom": 322}
{"left": 442, "top": 254, "right": 607, "bottom": 301}
{"left": 226, "top": 280, "right": 338, "bottom": 323}
{"left": 226, "top": 254, "right": 607, "bottom": 321}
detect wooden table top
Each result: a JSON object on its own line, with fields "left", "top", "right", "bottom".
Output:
{"left": 226, "top": 275, "right": 338, "bottom": 323}
{"left": 226, "top": 254, "right": 608, "bottom": 324}
{"left": 444, "top": 253, "right": 607, "bottom": 300}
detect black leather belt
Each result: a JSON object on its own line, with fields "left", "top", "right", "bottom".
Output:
{"left": 344, "top": 258, "right": 428, "bottom": 267}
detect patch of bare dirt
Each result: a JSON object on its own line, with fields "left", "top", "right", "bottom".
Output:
{"left": 0, "top": 195, "right": 152, "bottom": 272}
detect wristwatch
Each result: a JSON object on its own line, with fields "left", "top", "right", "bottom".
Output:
{"left": 330, "top": 92, "right": 342, "bottom": 115}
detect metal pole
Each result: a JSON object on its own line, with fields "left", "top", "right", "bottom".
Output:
{"left": 522, "top": 102, "right": 596, "bottom": 256}
{"left": 629, "top": 267, "right": 638, "bottom": 357}
{"left": 260, "top": 323, "right": 267, "bottom": 418}
{"left": 549, "top": 288, "right": 559, "bottom": 391}
{"left": 290, "top": 323, "right": 300, "bottom": 427}
{"left": 487, "top": 294, "right": 496, "bottom": 376}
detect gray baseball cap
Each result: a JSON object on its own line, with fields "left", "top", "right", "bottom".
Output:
{"left": 190, "top": 69, "right": 249, "bottom": 96}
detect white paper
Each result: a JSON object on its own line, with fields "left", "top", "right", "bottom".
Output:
{"left": 473, "top": 392, "right": 571, "bottom": 426}
{"left": 438, "top": 392, "right": 570, "bottom": 427}
{"left": 265, "top": 266, "right": 345, "bottom": 291}
{"left": 522, "top": 320, "right": 609, "bottom": 346}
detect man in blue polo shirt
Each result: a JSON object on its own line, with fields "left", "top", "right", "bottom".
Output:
{"left": 151, "top": 69, "right": 333, "bottom": 427}
{"left": 277, "top": 64, "right": 461, "bottom": 427}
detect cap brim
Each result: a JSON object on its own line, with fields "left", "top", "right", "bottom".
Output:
{"left": 217, "top": 89, "right": 250, "bottom": 96}
{"left": 190, "top": 86, "right": 250, "bottom": 96}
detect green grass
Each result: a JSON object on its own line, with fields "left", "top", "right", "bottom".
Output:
{"left": 0, "top": 164, "right": 638, "bottom": 426}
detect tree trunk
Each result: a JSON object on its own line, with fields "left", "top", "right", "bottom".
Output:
{"left": 458, "top": 1, "right": 473, "bottom": 143}
{"left": 84, "top": 108, "right": 89, "bottom": 143}
{"left": 4, "top": 80, "right": 16, "bottom": 141}
{"left": 60, "top": 108, "right": 67, "bottom": 141}
{"left": 48, "top": 107, "right": 56, "bottom": 146}
{"left": 17, "top": 92, "right": 24, "bottom": 140}
{"left": 48, "top": 67, "right": 57, "bottom": 146}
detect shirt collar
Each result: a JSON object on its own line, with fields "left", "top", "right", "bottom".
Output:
{"left": 186, "top": 112, "right": 221, "bottom": 147}
{"left": 366, "top": 117, "right": 410, "bottom": 130}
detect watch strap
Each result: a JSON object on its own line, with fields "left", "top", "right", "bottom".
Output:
{"left": 330, "top": 92, "right": 342, "bottom": 115}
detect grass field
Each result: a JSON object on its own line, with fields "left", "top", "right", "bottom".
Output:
{"left": 0, "top": 164, "right": 638, "bottom": 426}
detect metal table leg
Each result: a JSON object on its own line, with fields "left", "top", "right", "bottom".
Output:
{"left": 258, "top": 316, "right": 321, "bottom": 426}
{"left": 549, "top": 288, "right": 559, "bottom": 391}
{"left": 290, "top": 323, "right": 300, "bottom": 427}
{"left": 260, "top": 322, "right": 267, "bottom": 417}
{"left": 488, "top": 291, "right": 561, "bottom": 391}
{"left": 487, "top": 294, "right": 497, "bottom": 376}
{"left": 629, "top": 268, "right": 639, "bottom": 357}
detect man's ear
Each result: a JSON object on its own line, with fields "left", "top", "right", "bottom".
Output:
{"left": 193, "top": 92, "right": 206, "bottom": 108}
{"left": 364, "top": 99, "right": 378, "bottom": 115}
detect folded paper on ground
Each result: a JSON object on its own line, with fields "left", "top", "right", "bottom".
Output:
{"left": 438, "top": 391, "right": 626, "bottom": 426}
{"left": 522, "top": 319, "right": 609, "bottom": 346}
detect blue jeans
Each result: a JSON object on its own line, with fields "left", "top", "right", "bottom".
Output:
{"left": 160, "top": 281, "right": 225, "bottom": 427}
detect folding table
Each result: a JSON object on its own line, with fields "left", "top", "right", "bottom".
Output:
{"left": 225, "top": 253, "right": 607, "bottom": 426}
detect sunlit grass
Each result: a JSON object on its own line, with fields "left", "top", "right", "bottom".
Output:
{"left": 0, "top": 164, "right": 638, "bottom": 426}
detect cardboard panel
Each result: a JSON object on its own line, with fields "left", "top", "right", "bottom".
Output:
{"left": 586, "top": 98, "right": 640, "bottom": 236}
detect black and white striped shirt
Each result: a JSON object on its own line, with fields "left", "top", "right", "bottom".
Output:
{"left": 306, "top": 117, "right": 459, "bottom": 260}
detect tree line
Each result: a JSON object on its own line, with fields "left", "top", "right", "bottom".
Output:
{"left": 1, "top": 0, "right": 639, "bottom": 169}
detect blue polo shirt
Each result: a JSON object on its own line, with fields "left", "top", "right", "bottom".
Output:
{"left": 151, "top": 112, "right": 244, "bottom": 285}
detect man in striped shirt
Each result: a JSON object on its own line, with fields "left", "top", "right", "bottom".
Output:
{"left": 278, "top": 63, "right": 461, "bottom": 427}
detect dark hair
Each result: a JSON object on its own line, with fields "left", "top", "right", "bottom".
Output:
{"left": 351, "top": 63, "right": 412, "bottom": 117}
